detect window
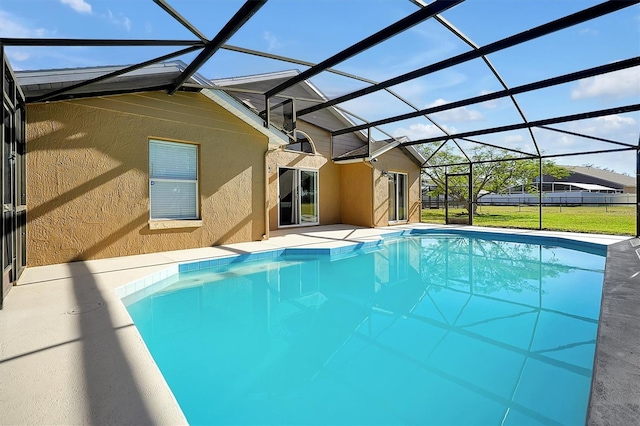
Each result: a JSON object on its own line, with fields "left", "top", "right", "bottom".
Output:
{"left": 149, "top": 140, "right": 198, "bottom": 220}
{"left": 388, "top": 172, "right": 407, "bottom": 222}
{"left": 285, "top": 130, "right": 316, "bottom": 154}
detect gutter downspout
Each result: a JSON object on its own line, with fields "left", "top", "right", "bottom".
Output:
{"left": 362, "top": 160, "right": 376, "bottom": 228}
{"left": 264, "top": 145, "right": 284, "bottom": 240}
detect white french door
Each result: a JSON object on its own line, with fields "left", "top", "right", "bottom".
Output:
{"left": 278, "top": 167, "right": 319, "bottom": 227}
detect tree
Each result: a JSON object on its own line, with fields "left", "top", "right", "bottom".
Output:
{"left": 420, "top": 145, "right": 570, "bottom": 215}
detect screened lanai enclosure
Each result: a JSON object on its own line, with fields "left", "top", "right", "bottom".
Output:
{"left": 0, "top": 0, "right": 639, "bottom": 300}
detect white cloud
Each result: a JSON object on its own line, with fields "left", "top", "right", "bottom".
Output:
{"left": 104, "top": 10, "right": 132, "bottom": 31}
{"left": 6, "top": 50, "right": 30, "bottom": 62}
{"left": 569, "top": 114, "right": 638, "bottom": 141}
{"left": 0, "top": 10, "right": 48, "bottom": 37}
{"left": 571, "top": 66, "right": 640, "bottom": 100}
{"left": 503, "top": 134, "right": 524, "bottom": 143}
{"left": 393, "top": 122, "right": 457, "bottom": 141}
{"left": 586, "top": 115, "right": 639, "bottom": 143}
{"left": 263, "top": 31, "right": 282, "bottom": 51}
{"left": 60, "top": 0, "right": 92, "bottom": 14}
{"left": 426, "top": 98, "right": 483, "bottom": 122}
{"left": 390, "top": 81, "right": 427, "bottom": 100}
{"left": 594, "top": 115, "right": 637, "bottom": 128}
{"left": 537, "top": 114, "right": 639, "bottom": 165}
{"left": 0, "top": 9, "right": 97, "bottom": 69}
{"left": 578, "top": 27, "right": 599, "bottom": 36}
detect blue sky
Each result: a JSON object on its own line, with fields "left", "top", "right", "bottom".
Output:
{"left": 1, "top": 0, "right": 639, "bottom": 174}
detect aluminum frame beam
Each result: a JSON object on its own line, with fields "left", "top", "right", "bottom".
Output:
{"left": 153, "top": 0, "right": 208, "bottom": 42}
{"left": 222, "top": 44, "right": 461, "bottom": 145}
{"left": 433, "top": 13, "right": 541, "bottom": 156}
{"left": 298, "top": 0, "right": 639, "bottom": 118}
{"left": 0, "top": 38, "right": 203, "bottom": 47}
{"left": 423, "top": 146, "right": 636, "bottom": 169}
{"left": 403, "top": 104, "right": 640, "bottom": 148}
{"left": 263, "top": 0, "right": 463, "bottom": 99}
{"left": 168, "top": 0, "right": 267, "bottom": 95}
{"left": 538, "top": 126, "right": 636, "bottom": 149}
{"left": 332, "top": 57, "right": 640, "bottom": 136}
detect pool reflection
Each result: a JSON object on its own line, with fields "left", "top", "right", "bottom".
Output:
{"left": 127, "top": 236, "right": 605, "bottom": 425}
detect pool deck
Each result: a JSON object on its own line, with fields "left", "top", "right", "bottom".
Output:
{"left": 0, "top": 223, "right": 635, "bottom": 425}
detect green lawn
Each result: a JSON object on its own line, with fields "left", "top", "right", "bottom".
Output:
{"left": 421, "top": 205, "right": 636, "bottom": 236}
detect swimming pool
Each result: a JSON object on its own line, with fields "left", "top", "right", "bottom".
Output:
{"left": 123, "top": 231, "right": 606, "bottom": 425}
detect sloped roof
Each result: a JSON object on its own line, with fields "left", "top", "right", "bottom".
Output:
{"left": 334, "top": 136, "right": 425, "bottom": 166}
{"left": 564, "top": 165, "right": 636, "bottom": 187}
{"left": 211, "top": 69, "right": 366, "bottom": 136}
{"left": 16, "top": 61, "right": 289, "bottom": 147}
{"left": 334, "top": 140, "right": 397, "bottom": 161}
{"left": 16, "top": 61, "right": 209, "bottom": 101}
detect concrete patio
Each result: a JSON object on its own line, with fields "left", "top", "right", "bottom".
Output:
{"left": 0, "top": 224, "right": 635, "bottom": 425}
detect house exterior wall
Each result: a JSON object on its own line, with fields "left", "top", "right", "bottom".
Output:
{"left": 371, "top": 149, "right": 421, "bottom": 227}
{"left": 215, "top": 76, "right": 368, "bottom": 157}
{"left": 266, "top": 120, "right": 341, "bottom": 230}
{"left": 26, "top": 91, "right": 268, "bottom": 266}
{"left": 340, "top": 162, "right": 373, "bottom": 227}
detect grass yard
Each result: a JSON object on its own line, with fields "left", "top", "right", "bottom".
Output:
{"left": 421, "top": 205, "right": 635, "bottom": 236}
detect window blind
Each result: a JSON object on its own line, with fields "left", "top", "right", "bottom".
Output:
{"left": 149, "top": 140, "right": 198, "bottom": 220}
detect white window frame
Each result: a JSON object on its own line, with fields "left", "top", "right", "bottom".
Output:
{"left": 149, "top": 139, "right": 199, "bottom": 221}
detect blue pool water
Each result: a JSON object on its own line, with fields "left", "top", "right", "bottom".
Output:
{"left": 125, "top": 234, "right": 606, "bottom": 425}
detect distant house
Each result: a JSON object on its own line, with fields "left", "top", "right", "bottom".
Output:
{"left": 475, "top": 165, "right": 637, "bottom": 206}
{"left": 12, "top": 61, "right": 422, "bottom": 274}
{"left": 552, "top": 166, "right": 636, "bottom": 194}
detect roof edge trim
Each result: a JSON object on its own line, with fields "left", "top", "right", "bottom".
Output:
{"left": 200, "top": 88, "right": 288, "bottom": 146}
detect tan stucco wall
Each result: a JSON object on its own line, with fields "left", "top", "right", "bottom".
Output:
{"left": 340, "top": 162, "right": 373, "bottom": 227}
{"left": 371, "top": 149, "right": 421, "bottom": 227}
{"left": 27, "top": 91, "right": 268, "bottom": 266}
{"left": 266, "top": 121, "right": 341, "bottom": 230}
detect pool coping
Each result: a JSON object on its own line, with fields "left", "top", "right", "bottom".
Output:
{"left": 115, "top": 228, "right": 607, "bottom": 299}
{"left": 586, "top": 237, "right": 640, "bottom": 425}
{"left": 116, "top": 226, "right": 610, "bottom": 301}
{"left": 0, "top": 223, "right": 632, "bottom": 424}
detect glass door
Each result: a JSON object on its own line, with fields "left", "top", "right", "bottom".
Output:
{"left": 388, "top": 172, "right": 408, "bottom": 222}
{"left": 3, "top": 104, "right": 15, "bottom": 293}
{"left": 278, "top": 167, "right": 318, "bottom": 227}
{"left": 2, "top": 49, "right": 26, "bottom": 309}
{"left": 300, "top": 170, "right": 317, "bottom": 224}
